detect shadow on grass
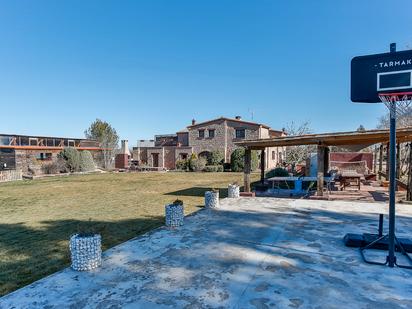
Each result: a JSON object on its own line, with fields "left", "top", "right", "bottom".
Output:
{"left": 166, "top": 187, "right": 229, "bottom": 199}
{"left": 0, "top": 216, "right": 163, "bottom": 296}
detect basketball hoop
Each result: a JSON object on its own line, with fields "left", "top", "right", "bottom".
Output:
{"left": 378, "top": 91, "right": 412, "bottom": 117}
{"left": 350, "top": 44, "right": 412, "bottom": 269}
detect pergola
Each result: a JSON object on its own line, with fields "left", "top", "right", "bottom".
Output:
{"left": 235, "top": 127, "right": 412, "bottom": 198}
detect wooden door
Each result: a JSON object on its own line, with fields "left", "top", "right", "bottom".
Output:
{"left": 152, "top": 153, "right": 159, "bottom": 167}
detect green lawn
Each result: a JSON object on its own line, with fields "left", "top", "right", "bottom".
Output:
{"left": 0, "top": 172, "right": 258, "bottom": 296}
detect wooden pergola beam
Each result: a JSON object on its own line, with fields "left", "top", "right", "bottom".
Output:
{"left": 235, "top": 127, "right": 412, "bottom": 149}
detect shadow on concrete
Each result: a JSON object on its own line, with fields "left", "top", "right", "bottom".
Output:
{"left": 0, "top": 215, "right": 163, "bottom": 296}
{"left": 3, "top": 202, "right": 412, "bottom": 307}
{"left": 369, "top": 191, "right": 389, "bottom": 202}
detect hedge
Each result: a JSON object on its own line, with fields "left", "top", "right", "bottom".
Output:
{"left": 265, "top": 167, "right": 289, "bottom": 178}
{"left": 203, "top": 165, "right": 224, "bottom": 172}
{"left": 230, "top": 148, "right": 259, "bottom": 172}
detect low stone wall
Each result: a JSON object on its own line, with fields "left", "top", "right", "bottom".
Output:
{"left": 0, "top": 170, "right": 22, "bottom": 182}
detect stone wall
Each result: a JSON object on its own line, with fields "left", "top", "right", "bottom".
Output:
{"left": 188, "top": 119, "right": 228, "bottom": 160}
{"left": 15, "top": 149, "right": 60, "bottom": 175}
{"left": 163, "top": 147, "right": 176, "bottom": 169}
{"left": 175, "top": 147, "right": 193, "bottom": 162}
{"left": 225, "top": 120, "right": 261, "bottom": 162}
{"left": 330, "top": 152, "right": 373, "bottom": 170}
{"left": 187, "top": 119, "right": 265, "bottom": 163}
{"left": 0, "top": 169, "right": 22, "bottom": 182}
{"left": 177, "top": 132, "right": 189, "bottom": 146}
{"left": 146, "top": 147, "right": 164, "bottom": 168}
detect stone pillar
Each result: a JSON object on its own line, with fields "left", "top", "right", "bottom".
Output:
{"left": 244, "top": 148, "right": 251, "bottom": 193}
{"left": 317, "top": 145, "right": 325, "bottom": 196}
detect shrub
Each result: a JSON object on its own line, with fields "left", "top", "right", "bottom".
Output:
{"left": 265, "top": 167, "right": 289, "bottom": 178}
{"left": 207, "top": 150, "right": 224, "bottom": 166}
{"left": 230, "top": 148, "right": 259, "bottom": 172}
{"left": 189, "top": 157, "right": 207, "bottom": 172}
{"left": 41, "top": 159, "right": 66, "bottom": 174}
{"left": 203, "top": 165, "right": 224, "bottom": 172}
{"left": 58, "top": 147, "right": 80, "bottom": 172}
{"left": 175, "top": 159, "right": 188, "bottom": 171}
{"left": 79, "top": 151, "right": 95, "bottom": 172}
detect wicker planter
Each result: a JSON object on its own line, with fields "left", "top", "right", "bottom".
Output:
{"left": 205, "top": 190, "right": 219, "bottom": 209}
{"left": 228, "top": 184, "right": 240, "bottom": 198}
{"left": 69, "top": 234, "right": 102, "bottom": 271}
{"left": 165, "top": 203, "right": 184, "bottom": 227}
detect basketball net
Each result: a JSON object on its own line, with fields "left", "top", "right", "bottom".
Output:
{"left": 378, "top": 92, "right": 412, "bottom": 118}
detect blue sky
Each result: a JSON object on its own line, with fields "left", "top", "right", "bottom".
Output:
{"left": 0, "top": 1, "right": 411, "bottom": 144}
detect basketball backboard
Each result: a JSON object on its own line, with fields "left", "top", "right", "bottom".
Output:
{"left": 351, "top": 49, "right": 412, "bottom": 103}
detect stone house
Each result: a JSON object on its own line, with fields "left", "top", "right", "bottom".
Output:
{"left": 132, "top": 116, "right": 286, "bottom": 170}
{"left": 0, "top": 133, "right": 102, "bottom": 175}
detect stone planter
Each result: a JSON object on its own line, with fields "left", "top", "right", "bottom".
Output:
{"left": 228, "top": 184, "right": 240, "bottom": 198}
{"left": 165, "top": 203, "right": 184, "bottom": 227}
{"left": 205, "top": 190, "right": 219, "bottom": 209}
{"left": 69, "top": 234, "right": 102, "bottom": 271}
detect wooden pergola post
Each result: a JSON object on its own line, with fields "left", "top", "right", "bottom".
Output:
{"left": 260, "top": 149, "right": 265, "bottom": 184}
{"left": 317, "top": 145, "right": 326, "bottom": 196}
{"left": 407, "top": 143, "right": 412, "bottom": 201}
{"left": 396, "top": 143, "right": 401, "bottom": 180}
{"left": 244, "top": 147, "right": 251, "bottom": 193}
{"left": 395, "top": 143, "right": 401, "bottom": 192}
{"left": 378, "top": 143, "right": 383, "bottom": 180}
{"left": 386, "top": 142, "right": 390, "bottom": 180}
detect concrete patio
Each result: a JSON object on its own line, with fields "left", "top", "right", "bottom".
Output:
{"left": 1, "top": 198, "right": 412, "bottom": 308}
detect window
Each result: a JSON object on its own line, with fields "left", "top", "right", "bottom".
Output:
{"left": 279, "top": 152, "right": 283, "bottom": 163}
{"left": 198, "top": 130, "right": 205, "bottom": 138}
{"left": 235, "top": 129, "right": 245, "bottom": 139}
{"left": 272, "top": 151, "right": 276, "bottom": 160}
{"left": 208, "top": 129, "right": 215, "bottom": 138}
{"left": 36, "top": 153, "right": 52, "bottom": 161}
{"left": 29, "top": 138, "right": 38, "bottom": 146}
{"left": 68, "top": 140, "right": 75, "bottom": 147}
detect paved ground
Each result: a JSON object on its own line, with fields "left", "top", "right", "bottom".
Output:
{"left": 1, "top": 198, "right": 412, "bottom": 308}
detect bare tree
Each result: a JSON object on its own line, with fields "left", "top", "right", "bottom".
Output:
{"left": 377, "top": 107, "right": 412, "bottom": 181}
{"left": 283, "top": 121, "right": 314, "bottom": 171}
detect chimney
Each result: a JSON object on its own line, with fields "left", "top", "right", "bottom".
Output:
{"left": 121, "top": 140, "right": 131, "bottom": 156}
{"left": 192, "top": 119, "right": 196, "bottom": 125}
{"left": 235, "top": 116, "right": 242, "bottom": 120}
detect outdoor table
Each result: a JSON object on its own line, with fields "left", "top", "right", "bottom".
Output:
{"left": 339, "top": 172, "right": 363, "bottom": 191}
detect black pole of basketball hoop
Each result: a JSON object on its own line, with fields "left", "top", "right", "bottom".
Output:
{"left": 387, "top": 42, "right": 397, "bottom": 267}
